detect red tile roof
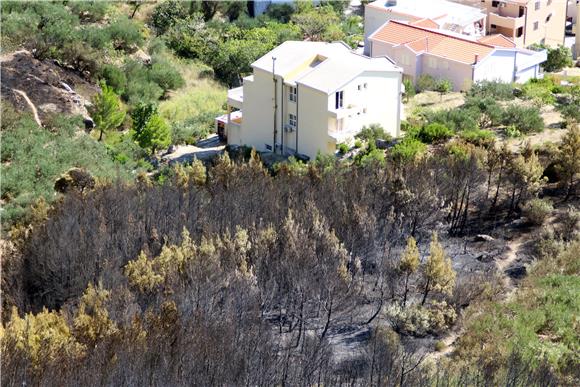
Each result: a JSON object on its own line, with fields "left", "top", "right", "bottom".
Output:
{"left": 370, "top": 21, "right": 495, "bottom": 64}
{"left": 409, "top": 18, "right": 440, "bottom": 29}
{"left": 477, "top": 34, "right": 516, "bottom": 48}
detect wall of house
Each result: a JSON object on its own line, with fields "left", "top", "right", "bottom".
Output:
{"left": 474, "top": 49, "right": 516, "bottom": 83}
{"left": 527, "top": 0, "right": 567, "bottom": 47}
{"left": 364, "top": 6, "right": 415, "bottom": 54}
{"left": 295, "top": 85, "right": 334, "bottom": 158}
{"left": 326, "top": 71, "right": 402, "bottom": 140}
{"left": 236, "top": 68, "right": 278, "bottom": 152}
{"left": 370, "top": 41, "right": 419, "bottom": 81}
{"left": 515, "top": 64, "right": 540, "bottom": 82}
{"left": 482, "top": 0, "right": 566, "bottom": 48}
{"left": 419, "top": 54, "right": 474, "bottom": 91}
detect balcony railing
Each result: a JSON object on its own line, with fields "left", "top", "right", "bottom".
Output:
{"left": 489, "top": 12, "right": 525, "bottom": 31}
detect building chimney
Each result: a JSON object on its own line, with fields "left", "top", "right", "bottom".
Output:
{"left": 474, "top": 54, "right": 479, "bottom": 63}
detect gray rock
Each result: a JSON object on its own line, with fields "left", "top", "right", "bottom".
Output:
{"left": 474, "top": 234, "right": 494, "bottom": 242}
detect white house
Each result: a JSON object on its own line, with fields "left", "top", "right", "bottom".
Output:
{"left": 369, "top": 21, "right": 547, "bottom": 91}
{"left": 216, "top": 41, "right": 403, "bottom": 159}
{"left": 363, "top": 0, "right": 488, "bottom": 54}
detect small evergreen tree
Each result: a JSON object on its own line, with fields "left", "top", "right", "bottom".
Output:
{"left": 421, "top": 233, "right": 456, "bottom": 305}
{"left": 558, "top": 125, "right": 580, "bottom": 199}
{"left": 90, "top": 82, "right": 126, "bottom": 141}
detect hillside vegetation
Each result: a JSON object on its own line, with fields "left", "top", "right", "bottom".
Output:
{"left": 1, "top": 1, "right": 579, "bottom": 386}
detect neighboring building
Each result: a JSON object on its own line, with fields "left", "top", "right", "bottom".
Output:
{"left": 363, "top": 0, "right": 488, "bottom": 54}
{"left": 452, "top": 0, "right": 567, "bottom": 48}
{"left": 216, "top": 41, "right": 403, "bottom": 159}
{"left": 369, "top": 21, "right": 547, "bottom": 91}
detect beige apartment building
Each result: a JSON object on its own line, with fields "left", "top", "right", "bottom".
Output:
{"left": 454, "top": 0, "right": 567, "bottom": 47}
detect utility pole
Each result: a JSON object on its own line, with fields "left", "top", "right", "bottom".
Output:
{"left": 272, "top": 56, "right": 278, "bottom": 153}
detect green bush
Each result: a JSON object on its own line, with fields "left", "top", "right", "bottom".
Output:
{"left": 355, "top": 124, "right": 392, "bottom": 143}
{"left": 149, "top": 57, "right": 185, "bottom": 93}
{"left": 403, "top": 78, "right": 415, "bottom": 102}
{"left": 543, "top": 45, "right": 573, "bottom": 72}
{"left": 423, "top": 108, "right": 479, "bottom": 132}
{"left": 502, "top": 104, "right": 544, "bottom": 133}
{"left": 390, "top": 138, "right": 427, "bottom": 162}
{"left": 505, "top": 124, "right": 522, "bottom": 138}
{"left": 521, "top": 78, "right": 556, "bottom": 106}
{"left": 463, "top": 97, "right": 504, "bottom": 128}
{"left": 337, "top": 143, "right": 349, "bottom": 155}
{"left": 151, "top": 0, "right": 190, "bottom": 35}
{"left": 100, "top": 64, "right": 127, "bottom": 95}
{"left": 0, "top": 108, "right": 134, "bottom": 227}
{"left": 417, "top": 123, "right": 453, "bottom": 144}
{"left": 416, "top": 74, "right": 437, "bottom": 92}
{"left": 354, "top": 139, "right": 363, "bottom": 149}
{"left": 523, "top": 198, "right": 553, "bottom": 225}
{"left": 107, "top": 16, "right": 144, "bottom": 52}
{"left": 459, "top": 129, "right": 496, "bottom": 147}
{"left": 467, "top": 80, "right": 514, "bottom": 100}
{"left": 171, "top": 112, "right": 216, "bottom": 145}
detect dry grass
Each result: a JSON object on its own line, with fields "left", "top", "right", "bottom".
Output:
{"left": 158, "top": 57, "right": 226, "bottom": 123}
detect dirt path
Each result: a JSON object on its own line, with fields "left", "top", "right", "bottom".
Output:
{"left": 12, "top": 89, "right": 41, "bottom": 127}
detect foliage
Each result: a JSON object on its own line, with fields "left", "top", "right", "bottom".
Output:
{"left": 457, "top": 240, "right": 580, "bottom": 382}
{"left": 521, "top": 78, "right": 556, "bottom": 106}
{"left": 416, "top": 123, "right": 453, "bottom": 144}
{"left": 403, "top": 78, "right": 415, "bottom": 102}
{"left": 390, "top": 138, "right": 427, "bottom": 162}
{"left": 150, "top": 0, "right": 191, "bottom": 35}
{"left": 504, "top": 124, "right": 522, "bottom": 138}
{"left": 415, "top": 74, "right": 437, "bottom": 92}
{"left": 131, "top": 103, "right": 172, "bottom": 154}
{"left": 421, "top": 233, "right": 456, "bottom": 305}
{"left": 557, "top": 125, "right": 580, "bottom": 196}
{"left": 337, "top": 143, "right": 349, "bottom": 155}
{"left": 435, "top": 79, "right": 453, "bottom": 100}
{"left": 0, "top": 105, "right": 133, "bottom": 227}
{"left": 422, "top": 108, "right": 479, "bottom": 132}
{"left": 522, "top": 198, "right": 553, "bottom": 225}
{"left": 107, "top": 16, "right": 144, "bottom": 52}
{"left": 291, "top": 5, "right": 342, "bottom": 42}
{"left": 462, "top": 97, "right": 503, "bottom": 128}
{"left": 543, "top": 45, "right": 573, "bottom": 73}
{"left": 459, "top": 129, "right": 496, "bottom": 147}
{"left": 467, "top": 80, "right": 514, "bottom": 100}
{"left": 266, "top": 3, "right": 295, "bottom": 23}
{"left": 502, "top": 104, "right": 544, "bottom": 133}
{"left": 89, "top": 82, "right": 126, "bottom": 142}
{"left": 355, "top": 124, "right": 392, "bottom": 144}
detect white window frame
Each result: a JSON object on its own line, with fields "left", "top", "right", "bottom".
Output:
{"left": 289, "top": 86, "right": 297, "bottom": 102}
{"left": 288, "top": 113, "right": 297, "bottom": 128}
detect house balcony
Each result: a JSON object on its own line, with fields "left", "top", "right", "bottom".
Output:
{"left": 489, "top": 12, "right": 525, "bottom": 32}
{"left": 215, "top": 110, "right": 242, "bottom": 141}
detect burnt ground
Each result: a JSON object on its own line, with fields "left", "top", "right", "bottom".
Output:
{"left": 1, "top": 50, "right": 98, "bottom": 124}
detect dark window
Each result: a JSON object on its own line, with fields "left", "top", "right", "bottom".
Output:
{"left": 490, "top": 23, "right": 497, "bottom": 29}
{"left": 533, "top": 21, "right": 539, "bottom": 30}
{"left": 491, "top": 1, "right": 500, "bottom": 7}
{"left": 535, "top": 1, "right": 540, "bottom": 10}
{"left": 516, "top": 26, "right": 524, "bottom": 37}
{"left": 335, "top": 91, "right": 343, "bottom": 109}
{"left": 265, "top": 144, "right": 272, "bottom": 151}
{"left": 546, "top": 13, "right": 552, "bottom": 22}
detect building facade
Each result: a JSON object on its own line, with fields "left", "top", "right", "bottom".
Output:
{"left": 216, "top": 41, "right": 403, "bottom": 159}
{"left": 369, "top": 21, "right": 547, "bottom": 91}
{"left": 363, "top": 0, "right": 488, "bottom": 54}
{"left": 453, "top": 0, "right": 567, "bottom": 47}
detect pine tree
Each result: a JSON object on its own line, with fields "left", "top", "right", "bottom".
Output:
{"left": 90, "top": 82, "right": 126, "bottom": 141}
{"left": 399, "top": 236, "right": 419, "bottom": 308}
{"left": 558, "top": 125, "right": 580, "bottom": 199}
{"left": 421, "top": 233, "right": 456, "bottom": 305}
{"left": 131, "top": 103, "right": 171, "bottom": 154}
